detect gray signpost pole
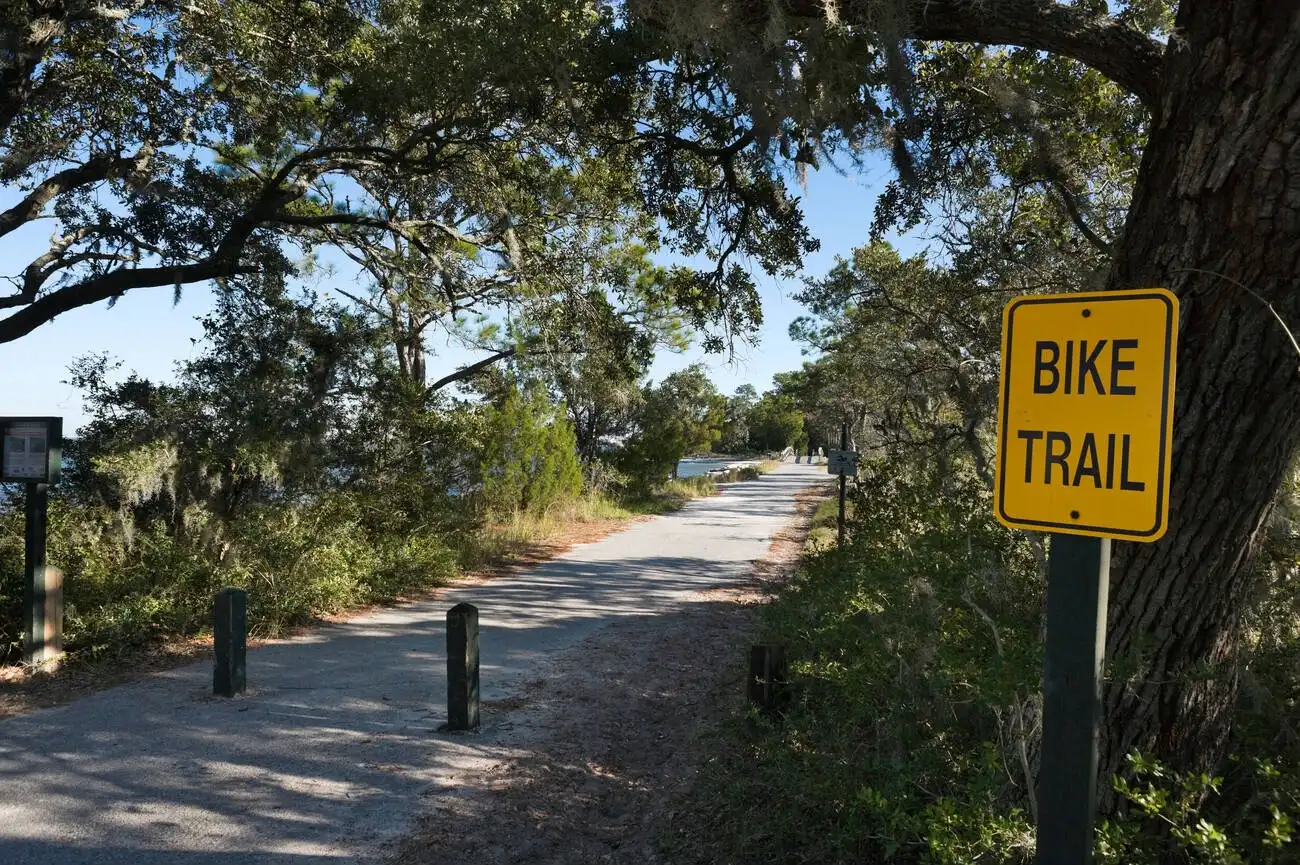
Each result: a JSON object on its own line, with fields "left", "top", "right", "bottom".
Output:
{"left": 2, "top": 417, "right": 64, "bottom": 666}
{"left": 837, "top": 422, "right": 848, "bottom": 547}
{"left": 1035, "top": 533, "right": 1111, "bottom": 865}
{"left": 22, "top": 480, "right": 62, "bottom": 666}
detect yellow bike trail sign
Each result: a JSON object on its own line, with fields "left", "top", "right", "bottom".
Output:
{"left": 995, "top": 288, "right": 1178, "bottom": 541}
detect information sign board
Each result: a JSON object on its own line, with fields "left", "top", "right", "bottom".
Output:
{"left": 1, "top": 417, "right": 62, "bottom": 484}
{"left": 827, "top": 449, "right": 858, "bottom": 477}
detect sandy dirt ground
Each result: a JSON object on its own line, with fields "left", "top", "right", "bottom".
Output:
{"left": 386, "top": 486, "right": 826, "bottom": 865}
{"left": 0, "top": 464, "right": 830, "bottom": 865}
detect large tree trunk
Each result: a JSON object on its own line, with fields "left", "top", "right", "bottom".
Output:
{"left": 1099, "top": 0, "right": 1300, "bottom": 804}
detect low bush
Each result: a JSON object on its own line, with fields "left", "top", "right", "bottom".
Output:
{"left": 654, "top": 474, "right": 717, "bottom": 504}
{"left": 0, "top": 489, "right": 460, "bottom": 662}
{"left": 669, "top": 457, "right": 1300, "bottom": 864}
{"left": 0, "top": 457, "right": 744, "bottom": 664}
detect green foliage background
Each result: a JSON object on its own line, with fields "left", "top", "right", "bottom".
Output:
{"left": 669, "top": 456, "right": 1300, "bottom": 864}
{"left": 481, "top": 385, "right": 584, "bottom": 518}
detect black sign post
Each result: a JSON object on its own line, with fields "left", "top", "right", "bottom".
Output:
{"left": 2, "top": 417, "right": 64, "bottom": 666}
{"left": 1036, "top": 533, "right": 1111, "bottom": 865}
{"left": 837, "top": 422, "right": 848, "bottom": 546}
{"left": 213, "top": 587, "right": 248, "bottom": 696}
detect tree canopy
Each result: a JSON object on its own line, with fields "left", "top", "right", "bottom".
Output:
{"left": 0, "top": 0, "right": 816, "bottom": 355}
{"left": 619, "top": 364, "right": 726, "bottom": 484}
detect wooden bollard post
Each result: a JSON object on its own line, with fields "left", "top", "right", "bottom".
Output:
{"left": 24, "top": 565, "right": 63, "bottom": 667}
{"left": 213, "top": 588, "right": 247, "bottom": 697}
{"left": 23, "top": 482, "right": 64, "bottom": 667}
{"left": 747, "top": 644, "right": 788, "bottom": 715}
{"left": 445, "top": 602, "right": 480, "bottom": 731}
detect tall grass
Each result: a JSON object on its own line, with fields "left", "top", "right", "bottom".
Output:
{"left": 455, "top": 493, "right": 640, "bottom": 571}
{"left": 0, "top": 465, "right": 770, "bottom": 665}
{"left": 806, "top": 496, "right": 854, "bottom": 552}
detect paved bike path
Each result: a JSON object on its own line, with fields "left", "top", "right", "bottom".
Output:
{"left": 0, "top": 463, "right": 828, "bottom": 865}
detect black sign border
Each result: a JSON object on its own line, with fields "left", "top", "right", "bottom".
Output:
{"left": 996, "top": 292, "right": 1175, "bottom": 539}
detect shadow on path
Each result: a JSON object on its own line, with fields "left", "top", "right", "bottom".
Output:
{"left": 0, "top": 464, "right": 831, "bottom": 865}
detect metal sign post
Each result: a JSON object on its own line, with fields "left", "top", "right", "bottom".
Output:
{"left": 1037, "top": 533, "right": 1111, "bottom": 865}
{"left": 993, "top": 290, "right": 1178, "bottom": 865}
{"left": 2, "top": 417, "right": 64, "bottom": 666}
{"left": 826, "top": 424, "right": 858, "bottom": 546}
{"left": 838, "top": 423, "right": 847, "bottom": 545}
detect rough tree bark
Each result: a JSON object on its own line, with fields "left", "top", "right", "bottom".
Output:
{"left": 1099, "top": 0, "right": 1300, "bottom": 802}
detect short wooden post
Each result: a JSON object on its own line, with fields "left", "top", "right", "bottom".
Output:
{"left": 23, "top": 482, "right": 64, "bottom": 667}
{"left": 446, "top": 602, "right": 480, "bottom": 731}
{"left": 213, "top": 588, "right": 247, "bottom": 697}
{"left": 747, "top": 644, "right": 788, "bottom": 716}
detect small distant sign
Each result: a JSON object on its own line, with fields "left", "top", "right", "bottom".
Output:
{"left": 1, "top": 417, "right": 62, "bottom": 484}
{"left": 994, "top": 289, "right": 1177, "bottom": 541}
{"left": 827, "top": 449, "right": 858, "bottom": 476}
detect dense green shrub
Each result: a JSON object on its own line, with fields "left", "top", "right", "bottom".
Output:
{"left": 670, "top": 459, "right": 1040, "bottom": 864}
{"left": 480, "top": 385, "right": 583, "bottom": 518}
{"left": 0, "top": 487, "right": 460, "bottom": 662}
{"left": 673, "top": 457, "right": 1300, "bottom": 864}
{"left": 1097, "top": 752, "right": 1297, "bottom": 865}
{"left": 746, "top": 391, "right": 805, "bottom": 452}
{"left": 618, "top": 365, "right": 726, "bottom": 487}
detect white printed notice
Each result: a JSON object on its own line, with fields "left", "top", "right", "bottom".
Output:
{"left": 3, "top": 422, "right": 47, "bottom": 480}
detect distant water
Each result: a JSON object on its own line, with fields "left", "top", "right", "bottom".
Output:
{"left": 675, "top": 458, "right": 749, "bottom": 478}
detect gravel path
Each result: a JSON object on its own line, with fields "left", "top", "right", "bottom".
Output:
{"left": 0, "top": 463, "right": 829, "bottom": 865}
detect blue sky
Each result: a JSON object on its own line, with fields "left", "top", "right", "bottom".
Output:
{"left": 0, "top": 154, "right": 926, "bottom": 433}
